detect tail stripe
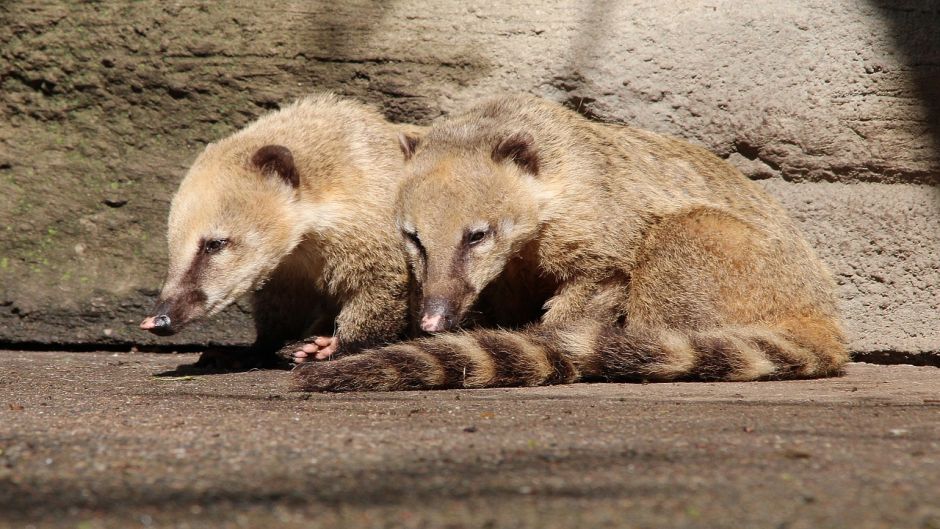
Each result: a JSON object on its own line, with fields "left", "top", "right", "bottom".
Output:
{"left": 590, "top": 326, "right": 673, "bottom": 381}
{"left": 437, "top": 334, "right": 497, "bottom": 387}
{"left": 751, "top": 333, "right": 817, "bottom": 378}
{"left": 689, "top": 333, "right": 741, "bottom": 381}
{"left": 379, "top": 345, "right": 446, "bottom": 389}
{"left": 408, "top": 337, "right": 471, "bottom": 388}
{"left": 653, "top": 330, "right": 697, "bottom": 378}
{"left": 502, "top": 331, "right": 555, "bottom": 382}
{"left": 721, "top": 334, "right": 776, "bottom": 381}
{"left": 534, "top": 331, "right": 579, "bottom": 385}
{"left": 475, "top": 331, "right": 545, "bottom": 387}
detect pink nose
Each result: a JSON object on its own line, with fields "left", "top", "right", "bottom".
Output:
{"left": 139, "top": 316, "right": 157, "bottom": 330}
{"left": 420, "top": 314, "right": 445, "bottom": 333}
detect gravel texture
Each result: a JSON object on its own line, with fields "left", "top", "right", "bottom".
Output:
{"left": 0, "top": 352, "right": 938, "bottom": 528}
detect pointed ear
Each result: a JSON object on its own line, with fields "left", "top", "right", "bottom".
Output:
{"left": 492, "top": 131, "right": 539, "bottom": 175}
{"left": 398, "top": 132, "right": 421, "bottom": 161}
{"left": 251, "top": 145, "right": 299, "bottom": 188}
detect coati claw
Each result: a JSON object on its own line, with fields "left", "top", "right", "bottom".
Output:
{"left": 277, "top": 336, "right": 340, "bottom": 363}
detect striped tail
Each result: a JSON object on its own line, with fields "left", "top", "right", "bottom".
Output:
{"left": 290, "top": 322, "right": 848, "bottom": 392}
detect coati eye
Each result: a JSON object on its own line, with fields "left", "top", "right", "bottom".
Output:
{"left": 203, "top": 238, "right": 229, "bottom": 254}
{"left": 466, "top": 229, "right": 489, "bottom": 246}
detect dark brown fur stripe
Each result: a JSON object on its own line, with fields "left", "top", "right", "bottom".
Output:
{"left": 688, "top": 334, "right": 738, "bottom": 381}
{"left": 179, "top": 239, "right": 210, "bottom": 291}
{"left": 590, "top": 326, "right": 670, "bottom": 382}
{"left": 530, "top": 332, "right": 578, "bottom": 384}
{"left": 292, "top": 354, "right": 389, "bottom": 392}
{"left": 750, "top": 335, "right": 801, "bottom": 378}
{"left": 410, "top": 339, "right": 475, "bottom": 388}
{"left": 375, "top": 346, "right": 442, "bottom": 389}
{"left": 474, "top": 332, "right": 542, "bottom": 386}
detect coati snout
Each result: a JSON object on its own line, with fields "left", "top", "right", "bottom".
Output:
{"left": 140, "top": 314, "right": 172, "bottom": 335}
{"left": 140, "top": 288, "right": 208, "bottom": 336}
{"left": 419, "top": 295, "right": 459, "bottom": 333}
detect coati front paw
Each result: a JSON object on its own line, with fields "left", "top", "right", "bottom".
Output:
{"left": 276, "top": 336, "right": 339, "bottom": 363}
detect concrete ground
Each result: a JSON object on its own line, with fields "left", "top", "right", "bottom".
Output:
{"left": 0, "top": 352, "right": 937, "bottom": 529}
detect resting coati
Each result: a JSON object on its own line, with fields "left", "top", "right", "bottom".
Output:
{"left": 140, "top": 93, "right": 422, "bottom": 366}
{"left": 292, "top": 94, "right": 848, "bottom": 390}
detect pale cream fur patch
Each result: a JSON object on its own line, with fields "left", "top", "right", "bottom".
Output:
{"left": 653, "top": 329, "right": 697, "bottom": 378}
{"left": 723, "top": 333, "right": 777, "bottom": 381}
{"left": 556, "top": 322, "right": 602, "bottom": 361}
{"left": 437, "top": 333, "right": 496, "bottom": 388}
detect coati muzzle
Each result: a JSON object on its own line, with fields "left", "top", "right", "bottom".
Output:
{"left": 420, "top": 296, "right": 458, "bottom": 333}
{"left": 140, "top": 314, "right": 174, "bottom": 336}
{"left": 139, "top": 290, "right": 207, "bottom": 337}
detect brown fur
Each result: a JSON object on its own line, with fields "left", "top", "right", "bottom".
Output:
{"left": 292, "top": 94, "right": 848, "bottom": 390}
{"left": 144, "top": 94, "right": 424, "bottom": 366}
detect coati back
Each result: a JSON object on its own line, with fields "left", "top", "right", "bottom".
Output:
{"left": 292, "top": 94, "right": 848, "bottom": 390}
{"left": 141, "top": 94, "right": 422, "bottom": 366}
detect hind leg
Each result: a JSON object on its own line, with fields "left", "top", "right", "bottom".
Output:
{"left": 624, "top": 207, "right": 848, "bottom": 376}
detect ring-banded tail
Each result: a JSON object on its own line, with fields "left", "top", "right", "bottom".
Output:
{"left": 291, "top": 321, "right": 847, "bottom": 392}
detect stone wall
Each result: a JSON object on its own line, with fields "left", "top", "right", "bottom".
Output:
{"left": 1, "top": 1, "right": 937, "bottom": 361}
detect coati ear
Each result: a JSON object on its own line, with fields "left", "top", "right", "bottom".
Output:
{"left": 398, "top": 132, "right": 421, "bottom": 161}
{"left": 492, "top": 131, "right": 539, "bottom": 175}
{"left": 251, "top": 145, "right": 299, "bottom": 188}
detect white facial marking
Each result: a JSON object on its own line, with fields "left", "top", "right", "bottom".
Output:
{"left": 468, "top": 220, "right": 491, "bottom": 234}
{"left": 498, "top": 218, "right": 515, "bottom": 235}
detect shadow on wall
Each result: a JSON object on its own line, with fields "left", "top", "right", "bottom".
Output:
{"left": 295, "top": 1, "right": 491, "bottom": 125}
{"left": 555, "top": 0, "right": 613, "bottom": 120}
{"left": 868, "top": 0, "right": 940, "bottom": 185}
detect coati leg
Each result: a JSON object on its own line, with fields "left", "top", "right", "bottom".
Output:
{"left": 291, "top": 207, "right": 847, "bottom": 391}
{"left": 192, "top": 272, "right": 335, "bottom": 370}
{"left": 524, "top": 207, "right": 848, "bottom": 382}
{"left": 600, "top": 206, "right": 849, "bottom": 380}
{"left": 541, "top": 279, "right": 603, "bottom": 327}
{"left": 279, "top": 284, "right": 412, "bottom": 363}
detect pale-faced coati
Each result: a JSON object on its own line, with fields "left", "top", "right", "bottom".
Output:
{"left": 140, "top": 94, "right": 422, "bottom": 367}
{"left": 292, "top": 94, "right": 848, "bottom": 390}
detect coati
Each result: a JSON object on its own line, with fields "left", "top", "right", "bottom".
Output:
{"left": 292, "top": 94, "right": 848, "bottom": 390}
{"left": 140, "top": 93, "right": 422, "bottom": 366}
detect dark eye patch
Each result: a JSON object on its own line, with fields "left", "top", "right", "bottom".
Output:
{"left": 203, "top": 238, "right": 229, "bottom": 255}
{"left": 467, "top": 231, "right": 486, "bottom": 245}
{"left": 464, "top": 228, "right": 491, "bottom": 246}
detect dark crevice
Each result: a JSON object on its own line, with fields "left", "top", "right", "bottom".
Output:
{"left": 867, "top": 1, "right": 940, "bottom": 180}
{"left": 852, "top": 350, "right": 940, "bottom": 368}
{"left": 732, "top": 139, "right": 782, "bottom": 173}
{"left": 5, "top": 70, "right": 57, "bottom": 95}
{"left": 563, "top": 95, "right": 604, "bottom": 121}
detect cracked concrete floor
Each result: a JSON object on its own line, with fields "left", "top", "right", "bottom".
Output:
{"left": 0, "top": 351, "right": 938, "bottom": 529}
